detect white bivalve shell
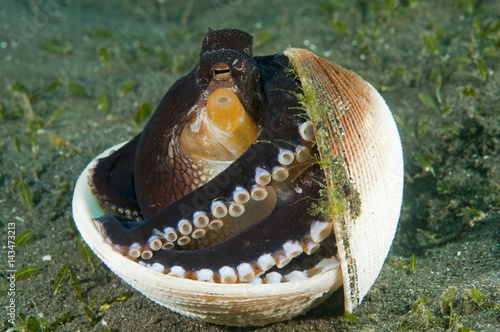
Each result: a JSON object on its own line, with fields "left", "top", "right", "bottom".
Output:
{"left": 72, "top": 48, "right": 403, "bottom": 326}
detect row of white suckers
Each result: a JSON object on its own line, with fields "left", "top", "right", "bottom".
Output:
{"left": 136, "top": 219, "right": 337, "bottom": 284}
{"left": 123, "top": 121, "right": 326, "bottom": 283}
{"left": 124, "top": 121, "right": 316, "bottom": 259}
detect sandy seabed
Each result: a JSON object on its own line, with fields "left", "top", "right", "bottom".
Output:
{"left": 0, "top": 1, "right": 499, "bottom": 331}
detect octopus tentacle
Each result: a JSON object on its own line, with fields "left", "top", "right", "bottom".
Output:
{"left": 88, "top": 134, "right": 141, "bottom": 220}
{"left": 97, "top": 164, "right": 333, "bottom": 283}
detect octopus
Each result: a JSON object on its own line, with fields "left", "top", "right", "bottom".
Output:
{"left": 88, "top": 28, "right": 349, "bottom": 283}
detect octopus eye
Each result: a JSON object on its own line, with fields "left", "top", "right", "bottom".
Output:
{"left": 213, "top": 68, "right": 230, "bottom": 75}
{"left": 212, "top": 63, "right": 231, "bottom": 80}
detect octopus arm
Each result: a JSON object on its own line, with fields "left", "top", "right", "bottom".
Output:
{"left": 89, "top": 134, "right": 141, "bottom": 216}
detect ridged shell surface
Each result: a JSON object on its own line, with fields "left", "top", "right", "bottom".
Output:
{"left": 285, "top": 48, "right": 403, "bottom": 312}
{"left": 72, "top": 48, "right": 403, "bottom": 326}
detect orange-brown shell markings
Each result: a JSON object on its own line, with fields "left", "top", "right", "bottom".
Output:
{"left": 286, "top": 48, "right": 403, "bottom": 312}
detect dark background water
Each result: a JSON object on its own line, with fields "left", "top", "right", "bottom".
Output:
{"left": 1, "top": 1, "right": 499, "bottom": 331}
